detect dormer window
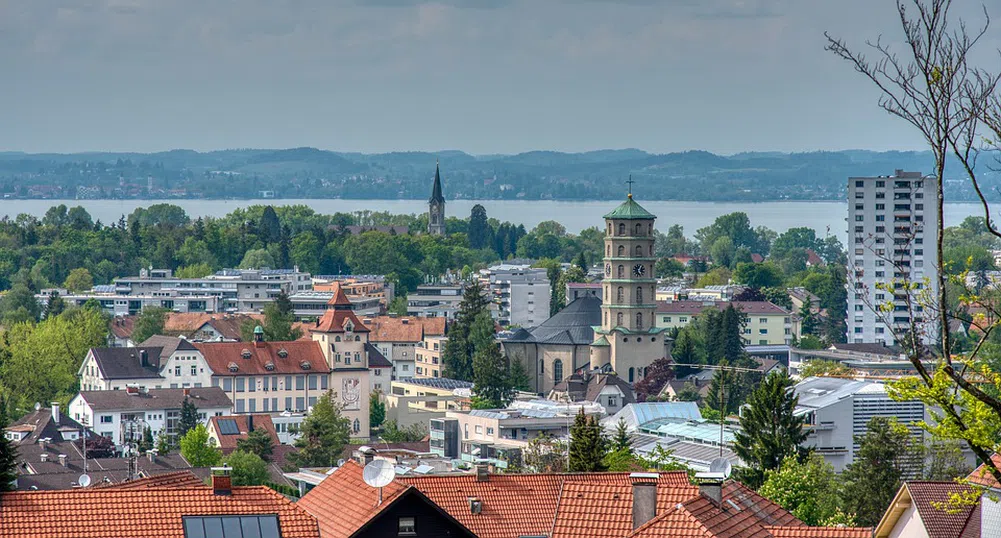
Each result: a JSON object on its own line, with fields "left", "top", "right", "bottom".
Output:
{"left": 344, "top": 321, "right": 354, "bottom": 332}
{"left": 264, "top": 361, "right": 276, "bottom": 371}
{"left": 277, "top": 348, "right": 288, "bottom": 359}
{"left": 241, "top": 349, "right": 252, "bottom": 359}
{"left": 299, "top": 361, "right": 311, "bottom": 370}
{"left": 228, "top": 362, "right": 239, "bottom": 372}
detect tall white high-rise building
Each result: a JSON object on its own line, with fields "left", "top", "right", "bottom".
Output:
{"left": 847, "top": 170, "right": 939, "bottom": 345}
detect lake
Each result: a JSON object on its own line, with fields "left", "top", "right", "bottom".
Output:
{"left": 0, "top": 198, "right": 992, "bottom": 243}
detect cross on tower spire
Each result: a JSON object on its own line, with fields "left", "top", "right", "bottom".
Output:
{"left": 626, "top": 175, "right": 635, "bottom": 198}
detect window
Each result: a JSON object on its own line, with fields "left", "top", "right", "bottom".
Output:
{"left": 295, "top": 397, "right": 305, "bottom": 411}
{"left": 854, "top": 305, "right": 864, "bottom": 311}
{"left": 635, "top": 312, "right": 643, "bottom": 329}
{"left": 285, "top": 397, "right": 293, "bottom": 411}
{"left": 617, "top": 245, "right": 625, "bottom": 256}
{"left": 487, "top": 427, "right": 494, "bottom": 435}
{"left": 100, "top": 415, "right": 113, "bottom": 424}
{"left": 353, "top": 418, "right": 360, "bottom": 433}
{"left": 553, "top": 359, "right": 563, "bottom": 383}
{"left": 679, "top": 316, "right": 688, "bottom": 323}
{"left": 876, "top": 203, "right": 885, "bottom": 210}
{"left": 608, "top": 397, "right": 617, "bottom": 407}
{"left": 618, "top": 223, "right": 625, "bottom": 236}
{"left": 236, "top": 378, "right": 245, "bottom": 392}
{"left": 759, "top": 329, "right": 767, "bottom": 334}
{"left": 617, "top": 265, "right": 624, "bottom": 278}
{"left": 191, "top": 365, "right": 197, "bottom": 376}
{"left": 628, "top": 367, "right": 635, "bottom": 383}
{"left": 174, "top": 366, "right": 181, "bottom": 376}
{"left": 399, "top": 517, "right": 416, "bottom": 535}
{"left": 855, "top": 215, "right": 864, "bottom": 222}
{"left": 876, "top": 215, "right": 885, "bottom": 221}
{"left": 295, "top": 376, "right": 305, "bottom": 390}
{"left": 616, "top": 312, "right": 623, "bottom": 326}
{"left": 635, "top": 245, "right": 643, "bottom": 256}
{"left": 876, "top": 180, "right": 885, "bottom": 187}
{"left": 663, "top": 316, "right": 672, "bottom": 323}
{"left": 308, "top": 375, "right": 317, "bottom": 390}
{"left": 855, "top": 180, "right": 864, "bottom": 187}
{"left": 855, "top": 204, "right": 864, "bottom": 211}
{"left": 617, "top": 286, "right": 624, "bottom": 302}
{"left": 475, "top": 425, "right": 483, "bottom": 434}
{"left": 636, "top": 287, "right": 643, "bottom": 304}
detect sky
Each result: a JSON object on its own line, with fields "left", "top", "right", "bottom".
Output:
{"left": 2, "top": 0, "right": 999, "bottom": 155}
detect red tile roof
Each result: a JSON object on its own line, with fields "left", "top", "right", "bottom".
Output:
{"left": 966, "top": 453, "right": 1001, "bottom": 488}
{"left": 766, "top": 527, "right": 871, "bottom": 538}
{"left": 195, "top": 340, "right": 329, "bottom": 376}
{"left": 311, "top": 286, "right": 371, "bottom": 334}
{"left": 109, "top": 316, "right": 135, "bottom": 339}
{"left": 296, "top": 460, "right": 412, "bottom": 538}
{"left": 0, "top": 486, "right": 320, "bottom": 538}
{"left": 625, "top": 508, "right": 710, "bottom": 537}
{"left": 361, "top": 316, "right": 447, "bottom": 343}
{"left": 905, "top": 481, "right": 979, "bottom": 538}
{"left": 95, "top": 470, "right": 206, "bottom": 490}
{"left": 683, "top": 495, "right": 772, "bottom": 538}
{"left": 207, "top": 414, "right": 280, "bottom": 452}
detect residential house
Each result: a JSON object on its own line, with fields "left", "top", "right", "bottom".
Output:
{"left": 656, "top": 300, "right": 800, "bottom": 345}
{"left": 68, "top": 387, "right": 232, "bottom": 445}
{"left": 0, "top": 470, "right": 321, "bottom": 538}
{"left": 872, "top": 480, "right": 989, "bottom": 538}
{"left": 309, "top": 286, "right": 375, "bottom": 438}
{"left": 441, "top": 407, "right": 589, "bottom": 468}
{"left": 406, "top": 284, "right": 464, "bottom": 319}
{"left": 788, "top": 287, "right": 821, "bottom": 313}
{"left": 300, "top": 461, "right": 870, "bottom": 538}
{"left": 108, "top": 316, "right": 135, "bottom": 347}
{"left": 206, "top": 414, "right": 281, "bottom": 454}
{"left": 414, "top": 334, "right": 447, "bottom": 379}
{"left": 363, "top": 315, "right": 447, "bottom": 380}
{"left": 77, "top": 337, "right": 213, "bottom": 391}
{"left": 549, "top": 370, "right": 635, "bottom": 415}
{"left": 197, "top": 330, "right": 331, "bottom": 415}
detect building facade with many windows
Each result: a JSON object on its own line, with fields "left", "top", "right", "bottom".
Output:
{"left": 847, "top": 170, "right": 939, "bottom": 345}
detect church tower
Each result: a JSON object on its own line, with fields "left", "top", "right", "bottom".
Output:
{"left": 590, "top": 189, "right": 668, "bottom": 384}
{"left": 428, "top": 161, "right": 446, "bottom": 236}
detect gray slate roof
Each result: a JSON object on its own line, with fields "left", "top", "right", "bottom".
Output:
{"left": 504, "top": 296, "right": 601, "bottom": 345}
{"left": 140, "top": 335, "right": 198, "bottom": 359}
{"left": 7, "top": 407, "right": 89, "bottom": 445}
{"left": 78, "top": 387, "right": 232, "bottom": 411}
{"left": 364, "top": 343, "right": 393, "bottom": 368}
{"left": 90, "top": 347, "right": 164, "bottom": 380}
{"left": 402, "top": 377, "right": 474, "bottom": 390}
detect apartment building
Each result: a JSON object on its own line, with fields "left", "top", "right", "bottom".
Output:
{"left": 479, "top": 263, "right": 551, "bottom": 327}
{"left": 415, "top": 334, "right": 447, "bottom": 378}
{"left": 288, "top": 290, "right": 381, "bottom": 318}
{"left": 406, "top": 284, "right": 464, "bottom": 319}
{"left": 42, "top": 287, "right": 222, "bottom": 317}
{"left": 655, "top": 300, "right": 799, "bottom": 345}
{"left": 110, "top": 267, "right": 313, "bottom": 313}
{"left": 68, "top": 387, "right": 232, "bottom": 444}
{"left": 77, "top": 337, "right": 213, "bottom": 391}
{"left": 848, "top": 170, "right": 939, "bottom": 345}
{"left": 363, "top": 315, "right": 447, "bottom": 380}
{"left": 433, "top": 407, "right": 581, "bottom": 468}
{"left": 312, "top": 275, "right": 395, "bottom": 307}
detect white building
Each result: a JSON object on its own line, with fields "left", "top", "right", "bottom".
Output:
{"left": 68, "top": 387, "right": 232, "bottom": 445}
{"left": 406, "top": 284, "right": 464, "bottom": 319}
{"left": 848, "top": 170, "right": 939, "bottom": 345}
{"left": 479, "top": 264, "right": 551, "bottom": 327}
{"left": 78, "top": 337, "right": 213, "bottom": 391}
{"left": 791, "top": 376, "right": 972, "bottom": 472}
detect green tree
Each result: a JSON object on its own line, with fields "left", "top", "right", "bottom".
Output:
{"left": 236, "top": 428, "right": 275, "bottom": 461}
{"left": 261, "top": 291, "right": 302, "bottom": 341}
{"left": 138, "top": 426, "right": 154, "bottom": 454}
{"left": 178, "top": 397, "right": 200, "bottom": 438}
{"left": 468, "top": 204, "right": 491, "bottom": 250}
{"left": 388, "top": 297, "right": 408, "bottom": 317}
{"left": 554, "top": 265, "right": 586, "bottom": 310}
{"left": 655, "top": 257, "right": 685, "bottom": 278}
{"left": 132, "top": 307, "right": 168, "bottom": 344}
{"left": 568, "top": 409, "right": 607, "bottom": 472}
{"left": 370, "top": 391, "right": 386, "bottom": 429}
{"left": 696, "top": 267, "right": 731, "bottom": 287}
{"left": 44, "top": 290, "right": 66, "bottom": 318}
{"left": 0, "top": 394, "right": 18, "bottom": 491}
{"left": 289, "top": 390, "right": 351, "bottom": 467}
{"left": 442, "top": 282, "right": 491, "bottom": 380}
{"left": 380, "top": 420, "right": 427, "bottom": 443}
{"left": 733, "top": 372, "right": 807, "bottom": 488}
{"left": 179, "top": 424, "right": 222, "bottom": 467}
{"left": 842, "top": 417, "right": 918, "bottom": 526}
{"left": 224, "top": 450, "right": 270, "bottom": 486}
{"left": 0, "top": 284, "right": 41, "bottom": 324}
{"left": 798, "top": 302, "right": 819, "bottom": 336}
{"left": 611, "top": 418, "right": 631, "bottom": 453}
{"left": 239, "top": 248, "right": 276, "bottom": 269}
{"left": 472, "top": 343, "right": 514, "bottom": 409}
{"left": 733, "top": 262, "right": 784, "bottom": 289}
{"left": 799, "top": 360, "right": 855, "bottom": 378}
{"left": 522, "top": 432, "right": 568, "bottom": 473}
{"left": 508, "top": 358, "right": 532, "bottom": 392}
{"left": 63, "top": 267, "right": 94, "bottom": 292}
{"left": 759, "top": 454, "right": 851, "bottom": 526}
{"left": 175, "top": 263, "right": 215, "bottom": 279}
{"left": 259, "top": 205, "right": 282, "bottom": 244}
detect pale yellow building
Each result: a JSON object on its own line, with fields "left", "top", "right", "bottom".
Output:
{"left": 415, "top": 334, "right": 447, "bottom": 379}
{"left": 656, "top": 300, "right": 798, "bottom": 346}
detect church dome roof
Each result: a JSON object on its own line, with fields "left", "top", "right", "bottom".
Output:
{"left": 603, "top": 195, "right": 655, "bottom": 220}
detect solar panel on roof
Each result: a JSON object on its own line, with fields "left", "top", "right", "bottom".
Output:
{"left": 183, "top": 516, "right": 281, "bottom": 538}
{"left": 217, "top": 419, "right": 240, "bottom": 435}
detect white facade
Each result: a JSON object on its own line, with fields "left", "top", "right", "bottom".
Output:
{"left": 68, "top": 390, "right": 231, "bottom": 444}
{"left": 77, "top": 346, "right": 213, "bottom": 392}
{"left": 406, "top": 285, "right": 463, "bottom": 319}
{"left": 480, "top": 264, "right": 550, "bottom": 327}
{"left": 848, "top": 170, "right": 940, "bottom": 346}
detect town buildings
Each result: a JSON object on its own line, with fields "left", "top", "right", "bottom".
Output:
{"left": 414, "top": 333, "right": 447, "bottom": 378}
{"left": 364, "top": 315, "right": 447, "bottom": 380}
{"left": 566, "top": 281, "right": 601, "bottom": 302}
{"left": 68, "top": 387, "right": 232, "bottom": 445}
{"left": 312, "top": 274, "right": 394, "bottom": 309}
{"left": 847, "top": 169, "right": 940, "bottom": 345}
{"left": 479, "top": 263, "right": 551, "bottom": 327}
{"left": 406, "top": 283, "right": 464, "bottom": 319}
{"left": 288, "top": 290, "right": 381, "bottom": 317}
{"left": 656, "top": 300, "right": 800, "bottom": 346}
{"left": 78, "top": 337, "right": 213, "bottom": 391}
{"left": 549, "top": 369, "right": 635, "bottom": 416}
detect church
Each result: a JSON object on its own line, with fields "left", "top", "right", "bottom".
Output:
{"left": 428, "top": 161, "right": 446, "bottom": 236}
{"left": 503, "top": 190, "right": 672, "bottom": 394}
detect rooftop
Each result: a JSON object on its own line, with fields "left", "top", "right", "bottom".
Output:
{"left": 398, "top": 377, "right": 474, "bottom": 390}
{"left": 361, "top": 315, "right": 447, "bottom": 342}
{"left": 194, "top": 340, "right": 330, "bottom": 376}
{"left": 603, "top": 195, "right": 657, "bottom": 220}
{"left": 76, "top": 387, "right": 232, "bottom": 411}
{"left": 656, "top": 300, "right": 790, "bottom": 315}
{"left": 503, "top": 296, "right": 602, "bottom": 345}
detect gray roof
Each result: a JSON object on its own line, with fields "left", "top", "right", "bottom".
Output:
{"left": 7, "top": 407, "right": 89, "bottom": 445}
{"left": 793, "top": 376, "right": 876, "bottom": 410}
{"left": 90, "top": 347, "right": 164, "bottom": 380}
{"left": 601, "top": 402, "right": 703, "bottom": 432}
{"left": 402, "top": 377, "right": 474, "bottom": 390}
{"left": 552, "top": 372, "right": 636, "bottom": 405}
{"left": 78, "top": 387, "right": 232, "bottom": 411}
{"left": 140, "top": 335, "right": 198, "bottom": 359}
{"left": 364, "top": 343, "right": 393, "bottom": 368}
{"left": 504, "top": 296, "right": 601, "bottom": 345}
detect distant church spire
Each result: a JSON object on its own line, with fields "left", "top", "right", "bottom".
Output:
{"left": 428, "top": 160, "right": 446, "bottom": 235}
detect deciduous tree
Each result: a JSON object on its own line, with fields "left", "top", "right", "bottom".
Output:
{"left": 236, "top": 428, "right": 275, "bottom": 461}
{"left": 224, "top": 450, "right": 270, "bottom": 486}
{"left": 180, "top": 424, "right": 222, "bottom": 467}
{"left": 132, "top": 307, "right": 168, "bottom": 344}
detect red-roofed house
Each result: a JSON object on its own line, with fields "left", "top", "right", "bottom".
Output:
{"left": 362, "top": 315, "right": 447, "bottom": 380}
{"left": 873, "top": 481, "right": 985, "bottom": 538}
{"left": 0, "top": 471, "right": 320, "bottom": 538}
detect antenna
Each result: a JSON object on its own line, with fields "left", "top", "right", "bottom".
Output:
{"left": 708, "top": 458, "right": 732, "bottom": 479}
{"left": 78, "top": 474, "right": 91, "bottom": 488}
{"left": 362, "top": 459, "right": 395, "bottom": 506}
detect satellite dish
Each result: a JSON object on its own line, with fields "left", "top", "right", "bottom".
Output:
{"left": 363, "top": 459, "right": 395, "bottom": 489}
{"left": 78, "top": 474, "right": 92, "bottom": 488}
{"left": 708, "top": 458, "right": 732, "bottom": 479}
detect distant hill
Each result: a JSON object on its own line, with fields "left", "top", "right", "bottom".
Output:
{"left": 0, "top": 147, "right": 997, "bottom": 202}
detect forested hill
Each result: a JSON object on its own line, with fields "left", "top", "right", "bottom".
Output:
{"left": 1, "top": 148, "right": 998, "bottom": 201}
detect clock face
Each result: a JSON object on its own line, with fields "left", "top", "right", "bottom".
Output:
{"left": 605, "top": 264, "right": 611, "bottom": 276}
{"left": 633, "top": 264, "right": 646, "bottom": 276}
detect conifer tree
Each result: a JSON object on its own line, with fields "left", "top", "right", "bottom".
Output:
{"left": 733, "top": 372, "right": 806, "bottom": 488}
{"left": 842, "top": 417, "right": 918, "bottom": 526}
{"left": 569, "top": 409, "right": 608, "bottom": 472}
{"left": 0, "top": 395, "right": 18, "bottom": 491}
{"left": 472, "top": 343, "right": 514, "bottom": 409}
{"left": 442, "top": 282, "right": 491, "bottom": 380}
{"left": 178, "top": 397, "right": 200, "bottom": 438}
{"left": 611, "top": 418, "right": 631, "bottom": 454}
{"left": 289, "top": 390, "right": 351, "bottom": 468}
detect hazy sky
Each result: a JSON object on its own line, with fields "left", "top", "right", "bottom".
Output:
{"left": 3, "top": 0, "right": 999, "bottom": 155}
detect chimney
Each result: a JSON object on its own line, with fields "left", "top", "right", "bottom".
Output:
{"left": 40, "top": 453, "right": 48, "bottom": 463}
{"left": 183, "top": 388, "right": 191, "bottom": 398}
{"left": 698, "top": 481, "right": 723, "bottom": 508}
{"left": 58, "top": 454, "right": 67, "bottom": 467}
{"left": 139, "top": 349, "right": 148, "bottom": 367}
{"left": 211, "top": 467, "right": 232, "bottom": 496}
{"left": 247, "top": 415, "right": 254, "bottom": 432}
{"left": 630, "top": 473, "right": 658, "bottom": 529}
{"left": 148, "top": 449, "right": 157, "bottom": 463}
{"left": 357, "top": 445, "right": 375, "bottom": 466}
{"left": 475, "top": 463, "right": 489, "bottom": 482}
{"left": 51, "top": 402, "right": 60, "bottom": 424}
{"left": 39, "top": 438, "right": 47, "bottom": 451}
